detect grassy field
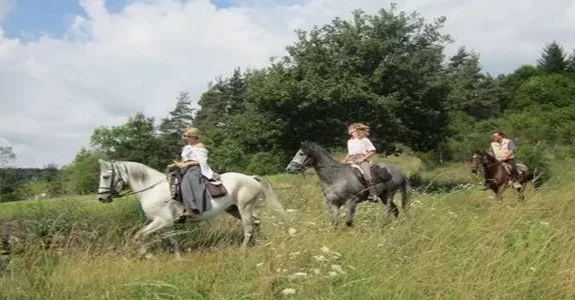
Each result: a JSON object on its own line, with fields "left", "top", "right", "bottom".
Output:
{"left": 1, "top": 154, "right": 575, "bottom": 299}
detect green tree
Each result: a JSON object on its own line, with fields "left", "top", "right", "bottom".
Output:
{"left": 158, "top": 91, "right": 195, "bottom": 160}
{"left": 512, "top": 73, "right": 575, "bottom": 110}
{"left": 537, "top": 41, "right": 568, "bottom": 73}
{"left": 90, "top": 112, "right": 164, "bottom": 170}
{"left": 446, "top": 47, "right": 502, "bottom": 119}
{"left": 498, "top": 65, "right": 543, "bottom": 111}
{"left": 237, "top": 6, "right": 452, "bottom": 154}
{"left": 0, "top": 146, "right": 16, "bottom": 167}
{"left": 62, "top": 148, "right": 102, "bottom": 195}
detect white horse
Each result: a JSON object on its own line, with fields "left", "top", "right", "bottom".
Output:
{"left": 96, "top": 159, "right": 289, "bottom": 258}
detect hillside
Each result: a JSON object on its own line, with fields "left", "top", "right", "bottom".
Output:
{"left": 1, "top": 154, "right": 574, "bottom": 299}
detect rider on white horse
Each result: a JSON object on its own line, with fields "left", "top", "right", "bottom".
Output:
{"left": 168, "top": 127, "right": 218, "bottom": 218}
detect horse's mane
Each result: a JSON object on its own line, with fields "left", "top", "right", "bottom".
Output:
{"left": 301, "top": 141, "right": 341, "bottom": 164}
{"left": 118, "top": 161, "right": 164, "bottom": 183}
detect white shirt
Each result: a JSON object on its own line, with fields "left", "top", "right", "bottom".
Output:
{"left": 181, "top": 145, "right": 215, "bottom": 179}
{"left": 347, "top": 138, "right": 376, "bottom": 155}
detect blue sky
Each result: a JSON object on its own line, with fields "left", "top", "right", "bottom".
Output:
{"left": 1, "top": 0, "right": 236, "bottom": 39}
{"left": 0, "top": 0, "right": 573, "bottom": 168}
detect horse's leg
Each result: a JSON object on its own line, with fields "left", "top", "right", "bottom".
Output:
{"left": 495, "top": 184, "right": 506, "bottom": 202}
{"left": 225, "top": 205, "right": 242, "bottom": 220}
{"left": 237, "top": 201, "right": 257, "bottom": 249}
{"left": 400, "top": 181, "right": 411, "bottom": 214}
{"left": 133, "top": 218, "right": 170, "bottom": 258}
{"left": 162, "top": 228, "right": 182, "bottom": 260}
{"left": 326, "top": 199, "right": 340, "bottom": 226}
{"left": 344, "top": 199, "right": 358, "bottom": 227}
{"left": 387, "top": 192, "right": 399, "bottom": 218}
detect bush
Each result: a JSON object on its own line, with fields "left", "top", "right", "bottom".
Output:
{"left": 515, "top": 142, "right": 551, "bottom": 184}
{"left": 245, "top": 150, "right": 289, "bottom": 175}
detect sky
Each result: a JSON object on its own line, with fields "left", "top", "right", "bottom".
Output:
{"left": 0, "top": 0, "right": 574, "bottom": 168}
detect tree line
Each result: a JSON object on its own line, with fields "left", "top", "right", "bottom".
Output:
{"left": 2, "top": 5, "right": 574, "bottom": 201}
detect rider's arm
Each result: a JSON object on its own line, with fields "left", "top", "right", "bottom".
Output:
{"left": 359, "top": 138, "right": 377, "bottom": 163}
{"left": 506, "top": 140, "right": 517, "bottom": 160}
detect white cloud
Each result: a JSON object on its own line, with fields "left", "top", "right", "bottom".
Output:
{"left": 0, "top": 0, "right": 574, "bottom": 168}
{"left": 0, "top": 0, "right": 9, "bottom": 22}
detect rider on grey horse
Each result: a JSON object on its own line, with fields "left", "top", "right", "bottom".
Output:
{"left": 340, "top": 122, "right": 381, "bottom": 203}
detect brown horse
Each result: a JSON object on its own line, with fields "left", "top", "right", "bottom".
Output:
{"left": 470, "top": 150, "right": 541, "bottom": 201}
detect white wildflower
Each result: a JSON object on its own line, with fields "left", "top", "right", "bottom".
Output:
{"left": 288, "top": 228, "right": 297, "bottom": 236}
{"left": 321, "top": 246, "right": 330, "bottom": 253}
{"left": 331, "top": 264, "right": 345, "bottom": 274}
{"left": 313, "top": 255, "right": 326, "bottom": 262}
{"left": 328, "top": 271, "right": 338, "bottom": 277}
{"left": 313, "top": 268, "right": 321, "bottom": 275}
{"left": 539, "top": 221, "right": 550, "bottom": 227}
{"left": 281, "top": 288, "right": 296, "bottom": 295}
{"left": 256, "top": 263, "right": 264, "bottom": 268}
{"left": 277, "top": 268, "right": 287, "bottom": 273}
{"left": 286, "top": 209, "right": 297, "bottom": 213}
{"left": 530, "top": 267, "right": 536, "bottom": 272}
{"left": 289, "top": 251, "right": 301, "bottom": 259}
{"left": 288, "top": 272, "right": 308, "bottom": 280}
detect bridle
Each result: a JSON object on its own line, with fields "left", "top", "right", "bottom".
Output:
{"left": 97, "top": 161, "right": 167, "bottom": 199}
{"left": 97, "top": 161, "right": 126, "bottom": 198}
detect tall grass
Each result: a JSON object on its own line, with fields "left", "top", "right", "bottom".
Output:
{"left": 1, "top": 156, "right": 575, "bottom": 299}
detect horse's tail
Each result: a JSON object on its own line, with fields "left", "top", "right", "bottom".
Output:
{"left": 253, "top": 176, "right": 291, "bottom": 223}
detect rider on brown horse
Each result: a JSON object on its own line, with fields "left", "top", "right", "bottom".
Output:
{"left": 488, "top": 131, "right": 522, "bottom": 189}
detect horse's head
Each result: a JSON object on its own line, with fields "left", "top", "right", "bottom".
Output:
{"left": 470, "top": 150, "right": 490, "bottom": 174}
{"left": 97, "top": 159, "right": 127, "bottom": 203}
{"left": 285, "top": 141, "right": 319, "bottom": 174}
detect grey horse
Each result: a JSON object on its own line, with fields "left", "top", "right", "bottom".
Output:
{"left": 286, "top": 141, "right": 411, "bottom": 226}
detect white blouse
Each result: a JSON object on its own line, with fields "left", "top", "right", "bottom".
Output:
{"left": 347, "top": 137, "right": 376, "bottom": 156}
{"left": 181, "top": 145, "right": 215, "bottom": 179}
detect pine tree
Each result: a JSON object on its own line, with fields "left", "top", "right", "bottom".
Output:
{"left": 537, "top": 41, "right": 568, "bottom": 73}
{"left": 158, "top": 92, "right": 195, "bottom": 160}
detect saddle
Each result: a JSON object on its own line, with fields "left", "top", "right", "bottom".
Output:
{"left": 349, "top": 163, "right": 392, "bottom": 186}
{"left": 169, "top": 171, "right": 227, "bottom": 202}
{"left": 501, "top": 161, "right": 528, "bottom": 176}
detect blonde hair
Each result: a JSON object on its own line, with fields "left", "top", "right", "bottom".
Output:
{"left": 183, "top": 127, "right": 200, "bottom": 138}
{"left": 348, "top": 122, "right": 370, "bottom": 138}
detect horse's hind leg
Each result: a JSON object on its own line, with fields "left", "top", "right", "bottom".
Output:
{"left": 162, "top": 229, "right": 182, "bottom": 260}
{"left": 225, "top": 205, "right": 242, "bottom": 220}
{"left": 238, "top": 202, "right": 258, "bottom": 249}
{"left": 345, "top": 200, "right": 358, "bottom": 227}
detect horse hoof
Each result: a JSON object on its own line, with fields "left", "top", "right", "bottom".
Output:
{"left": 345, "top": 220, "right": 353, "bottom": 227}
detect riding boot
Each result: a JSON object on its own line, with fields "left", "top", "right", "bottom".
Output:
{"left": 510, "top": 168, "right": 522, "bottom": 189}
{"left": 366, "top": 180, "right": 380, "bottom": 203}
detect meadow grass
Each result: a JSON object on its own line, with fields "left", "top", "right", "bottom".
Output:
{"left": 1, "top": 155, "right": 575, "bottom": 299}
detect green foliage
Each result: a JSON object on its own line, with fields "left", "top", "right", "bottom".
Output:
{"left": 245, "top": 150, "right": 288, "bottom": 175}
{"left": 90, "top": 113, "right": 165, "bottom": 170}
{"left": 61, "top": 149, "right": 102, "bottom": 195}
{"left": 158, "top": 91, "right": 195, "bottom": 160}
{"left": 537, "top": 41, "right": 569, "bottom": 74}
{"left": 0, "top": 146, "right": 16, "bottom": 167}
{"left": 511, "top": 73, "right": 575, "bottom": 110}
{"left": 446, "top": 47, "right": 503, "bottom": 119}
{"left": 514, "top": 142, "right": 552, "bottom": 182}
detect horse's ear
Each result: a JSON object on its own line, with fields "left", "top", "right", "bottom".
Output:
{"left": 98, "top": 159, "right": 107, "bottom": 167}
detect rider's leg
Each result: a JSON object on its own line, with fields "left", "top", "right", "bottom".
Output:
{"left": 506, "top": 158, "right": 522, "bottom": 188}
{"left": 359, "top": 162, "right": 380, "bottom": 202}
